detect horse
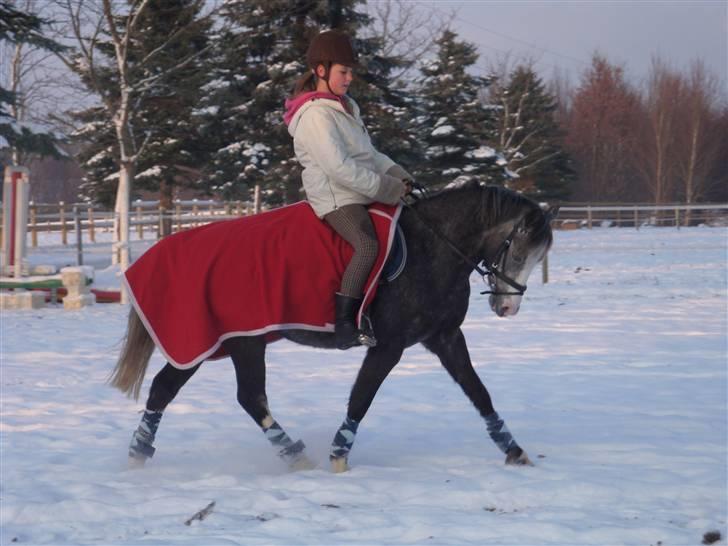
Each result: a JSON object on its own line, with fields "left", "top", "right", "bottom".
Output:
{"left": 110, "top": 181, "right": 557, "bottom": 473}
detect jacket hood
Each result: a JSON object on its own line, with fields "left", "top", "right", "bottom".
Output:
{"left": 284, "top": 91, "right": 352, "bottom": 135}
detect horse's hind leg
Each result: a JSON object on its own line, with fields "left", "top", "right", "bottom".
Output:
{"left": 423, "top": 327, "right": 533, "bottom": 466}
{"left": 129, "top": 362, "right": 200, "bottom": 466}
{"left": 224, "top": 336, "right": 315, "bottom": 470}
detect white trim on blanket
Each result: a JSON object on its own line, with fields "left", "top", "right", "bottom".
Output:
{"left": 358, "top": 203, "right": 403, "bottom": 326}
{"left": 123, "top": 202, "right": 402, "bottom": 370}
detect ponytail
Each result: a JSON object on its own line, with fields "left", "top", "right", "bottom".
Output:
{"left": 292, "top": 71, "right": 317, "bottom": 97}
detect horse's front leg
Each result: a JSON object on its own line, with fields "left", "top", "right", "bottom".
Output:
{"left": 330, "top": 342, "right": 404, "bottom": 473}
{"left": 423, "top": 328, "right": 533, "bottom": 466}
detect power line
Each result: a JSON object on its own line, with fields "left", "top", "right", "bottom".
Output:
{"left": 416, "top": 1, "right": 590, "bottom": 73}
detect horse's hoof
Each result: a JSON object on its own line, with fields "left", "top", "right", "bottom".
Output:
{"left": 330, "top": 457, "right": 349, "bottom": 473}
{"left": 128, "top": 455, "right": 147, "bottom": 469}
{"left": 289, "top": 454, "right": 317, "bottom": 471}
{"left": 505, "top": 448, "right": 534, "bottom": 466}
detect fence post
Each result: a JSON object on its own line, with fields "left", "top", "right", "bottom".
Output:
{"left": 88, "top": 207, "right": 96, "bottom": 242}
{"left": 675, "top": 207, "right": 680, "bottom": 230}
{"left": 587, "top": 205, "right": 593, "bottom": 229}
{"left": 192, "top": 200, "right": 199, "bottom": 226}
{"left": 60, "top": 201, "right": 67, "bottom": 245}
{"left": 73, "top": 205, "right": 83, "bottom": 266}
{"left": 176, "top": 202, "right": 182, "bottom": 232}
{"left": 235, "top": 200, "right": 242, "bottom": 216}
{"left": 254, "top": 185, "right": 261, "bottom": 214}
{"left": 30, "top": 202, "right": 38, "bottom": 248}
{"left": 634, "top": 207, "right": 639, "bottom": 230}
{"left": 541, "top": 253, "right": 549, "bottom": 284}
{"left": 158, "top": 204, "right": 165, "bottom": 239}
{"left": 136, "top": 203, "right": 144, "bottom": 239}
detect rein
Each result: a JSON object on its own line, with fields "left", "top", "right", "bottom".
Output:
{"left": 399, "top": 188, "right": 527, "bottom": 297}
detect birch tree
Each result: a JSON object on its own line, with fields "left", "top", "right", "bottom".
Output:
{"left": 52, "top": 0, "right": 213, "bottom": 300}
{"left": 0, "top": 0, "right": 66, "bottom": 162}
{"left": 675, "top": 60, "right": 723, "bottom": 221}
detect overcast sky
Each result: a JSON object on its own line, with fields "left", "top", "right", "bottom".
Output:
{"left": 420, "top": 0, "right": 727, "bottom": 90}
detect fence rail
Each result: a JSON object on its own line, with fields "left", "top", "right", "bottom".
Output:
{"left": 555, "top": 203, "right": 728, "bottom": 229}
{"left": 13, "top": 199, "right": 256, "bottom": 247}
{"left": 1, "top": 200, "right": 727, "bottom": 248}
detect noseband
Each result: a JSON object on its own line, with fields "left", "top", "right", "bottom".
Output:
{"left": 401, "top": 192, "right": 528, "bottom": 298}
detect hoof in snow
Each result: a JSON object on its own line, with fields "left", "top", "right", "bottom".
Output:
{"left": 505, "top": 449, "right": 534, "bottom": 466}
{"left": 289, "top": 454, "right": 317, "bottom": 471}
{"left": 128, "top": 455, "right": 147, "bottom": 469}
{"left": 330, "top": 457, "right": 349, "bottom": 473}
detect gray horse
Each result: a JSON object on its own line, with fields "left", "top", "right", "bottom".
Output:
{"left": 111, "top": 181, "right": 557, "bottom": 472}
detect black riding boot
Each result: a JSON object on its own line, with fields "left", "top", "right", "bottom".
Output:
{"left": 335, "top": 293, "right": 377, "bottom": 350}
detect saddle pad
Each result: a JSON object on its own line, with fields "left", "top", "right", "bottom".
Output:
{"left": 123, "top": 201, "right": 402, "bottom": 368}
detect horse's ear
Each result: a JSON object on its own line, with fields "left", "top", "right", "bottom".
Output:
{"left": 546, "top": 205, "right": 560, "bottom": 220}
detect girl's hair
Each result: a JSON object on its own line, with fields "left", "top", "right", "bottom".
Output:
{"left": 292, "top": 61, "right": 332, "bottom": 97}
{"left": 292, "top": 71, "right": 317, "bottom": 97}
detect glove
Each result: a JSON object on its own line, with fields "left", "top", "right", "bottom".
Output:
{"left": 385, "top": 164, "right": 414, "bottom": 183}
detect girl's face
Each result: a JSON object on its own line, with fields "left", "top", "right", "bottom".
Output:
{"left": 316, "top": 63, "right": 354, "bottom": 96}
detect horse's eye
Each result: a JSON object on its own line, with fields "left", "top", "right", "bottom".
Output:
{"left": 511, "top": 253, "right": 526, "bottom": 265}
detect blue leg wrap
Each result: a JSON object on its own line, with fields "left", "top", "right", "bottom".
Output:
{"left": 330, "top": 417, "right": 359, "bottom": 460}
{"left": 263, "top": 420, "right": 293, "bottom": 449}
{"left": 485, "top": 412, "right": 518, "bottom": 454}
{"left": 129, "top": 409, "right": 163, "bottom": 459}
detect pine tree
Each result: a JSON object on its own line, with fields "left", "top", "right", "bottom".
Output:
{"left": 195, "top": 0, "right": 421, "bottom": 206}
{"left": 70, "top": 0, "right": 211, "bottom": 214}
{"left": 0, "top": 1, "right": 65, "bottom": 161}
{"left": 492, "top": 65, "right": 573, "bottom": 200}
{"left": 415, "top": 30, "right": 504, "bottom": 189}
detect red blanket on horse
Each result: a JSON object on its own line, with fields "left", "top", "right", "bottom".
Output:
{"left": 123, "top": 202, "right": 402, "bottom": 368}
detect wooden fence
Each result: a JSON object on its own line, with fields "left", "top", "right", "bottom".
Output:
{"left": 2, "top": 200, "right": 727, "bottom": 248}
{"left": 17, "top": 199, "right": 256, "bottom": 247}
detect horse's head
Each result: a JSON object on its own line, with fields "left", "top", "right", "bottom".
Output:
{"left": 482, "top": 199, "right": 558, "bottom": 318}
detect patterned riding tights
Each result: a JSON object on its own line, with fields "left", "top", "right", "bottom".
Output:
{"left": 324, "top": 204, "right": 379, "bottom": 298}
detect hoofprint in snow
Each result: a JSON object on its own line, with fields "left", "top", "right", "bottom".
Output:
{"left": 1, "top": 227, "right": 726, "bottom": 545}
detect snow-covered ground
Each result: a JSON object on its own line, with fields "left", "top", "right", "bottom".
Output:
{"left": 1, "top": 227, "right": 726, "bottom": 546}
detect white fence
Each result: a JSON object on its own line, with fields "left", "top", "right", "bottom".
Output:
{"left": 1, "top": 200, "right": 727, "bottom": 249}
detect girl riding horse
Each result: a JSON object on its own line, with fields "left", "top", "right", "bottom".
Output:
{"left": 284, "top": 29, "right": 413, "bottom": 350}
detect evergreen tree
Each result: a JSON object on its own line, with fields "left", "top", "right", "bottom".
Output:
{"left": 0, "top": 1, "right": 65, "bottom": 160}
{"left": 196, "top": 0, "right": 420, "bottom": 206}
{"left": 415, "top": 30, "right": 504, "bottom": 189}
{"left": 71, "top": 0, "right": 211, "bottom": 213}
{"left": 491, "top": 65, "right": 573, "bottom": 200}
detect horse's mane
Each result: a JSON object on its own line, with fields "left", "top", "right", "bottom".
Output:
{"left": 414, "top": 180, "right": 553, "bottom": 248}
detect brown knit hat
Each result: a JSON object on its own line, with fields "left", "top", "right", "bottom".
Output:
{"left": 306, "top": 30, "right": 358, "bottom": 69}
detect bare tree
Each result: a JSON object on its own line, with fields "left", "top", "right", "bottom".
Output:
{"left": 635, "top": 57, "right": 684, "bottom": 205}
{"left": 363, "top": 0, "right": 455, "bottom": 85}
{"left": 674, "top": 60, "right": 723, "bottom": 222}
{"left": 51, "top": 0, "right": 214, "bottom": 301}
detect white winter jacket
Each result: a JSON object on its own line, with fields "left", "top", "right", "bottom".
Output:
{"left": 286, "top": 96, "right": 405, "bottom": 218}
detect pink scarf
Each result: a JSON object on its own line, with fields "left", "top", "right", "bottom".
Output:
{"left": 283, "top": 91, "right": 352, "bottom": 126}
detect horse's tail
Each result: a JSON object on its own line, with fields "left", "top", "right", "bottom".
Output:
{"left": 109, "top": 307, "right": 156, "bottom": 400}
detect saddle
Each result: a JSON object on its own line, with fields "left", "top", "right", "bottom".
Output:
{"left": 123, "top": 201, "right": 405, "bottom": 368}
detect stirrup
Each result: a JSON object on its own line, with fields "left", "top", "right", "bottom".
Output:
{"left": 358, "top": 313, "right": 377, "bottom": 347}
{"left": 357, "top": 331, "right": 377, "bottom": 347}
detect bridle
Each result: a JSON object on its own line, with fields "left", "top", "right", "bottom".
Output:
{"left": 400, "top": 188, "right": 529, "bottom": 298}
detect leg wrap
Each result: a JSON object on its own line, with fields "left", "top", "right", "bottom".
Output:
{"left": 485, "top": 412, "right": 518, "bottom": 455}
{"left": 129, "top": 409, "right": 163, "bottom": 459}
{"left": 263, "top": 421, "right": 293, "bottom": 455}
{"left": 330, "top": 417, "right": 359, "bottom": 460}
{"left": 262, "top": 420, "right": 304, "bottom": 460}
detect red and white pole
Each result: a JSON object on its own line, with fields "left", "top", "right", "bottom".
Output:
{"left": 2, "top": 166, "right": 30, "bottom": 278}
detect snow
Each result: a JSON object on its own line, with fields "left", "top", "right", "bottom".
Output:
{"left": 431, "top": 125, "right": 455, "bottom": 137}
{"left": 466, "top": 146, "right": 497, "bottom": 159}
{"left": 1, "top": 227, "right": 726, "bottom": 545}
